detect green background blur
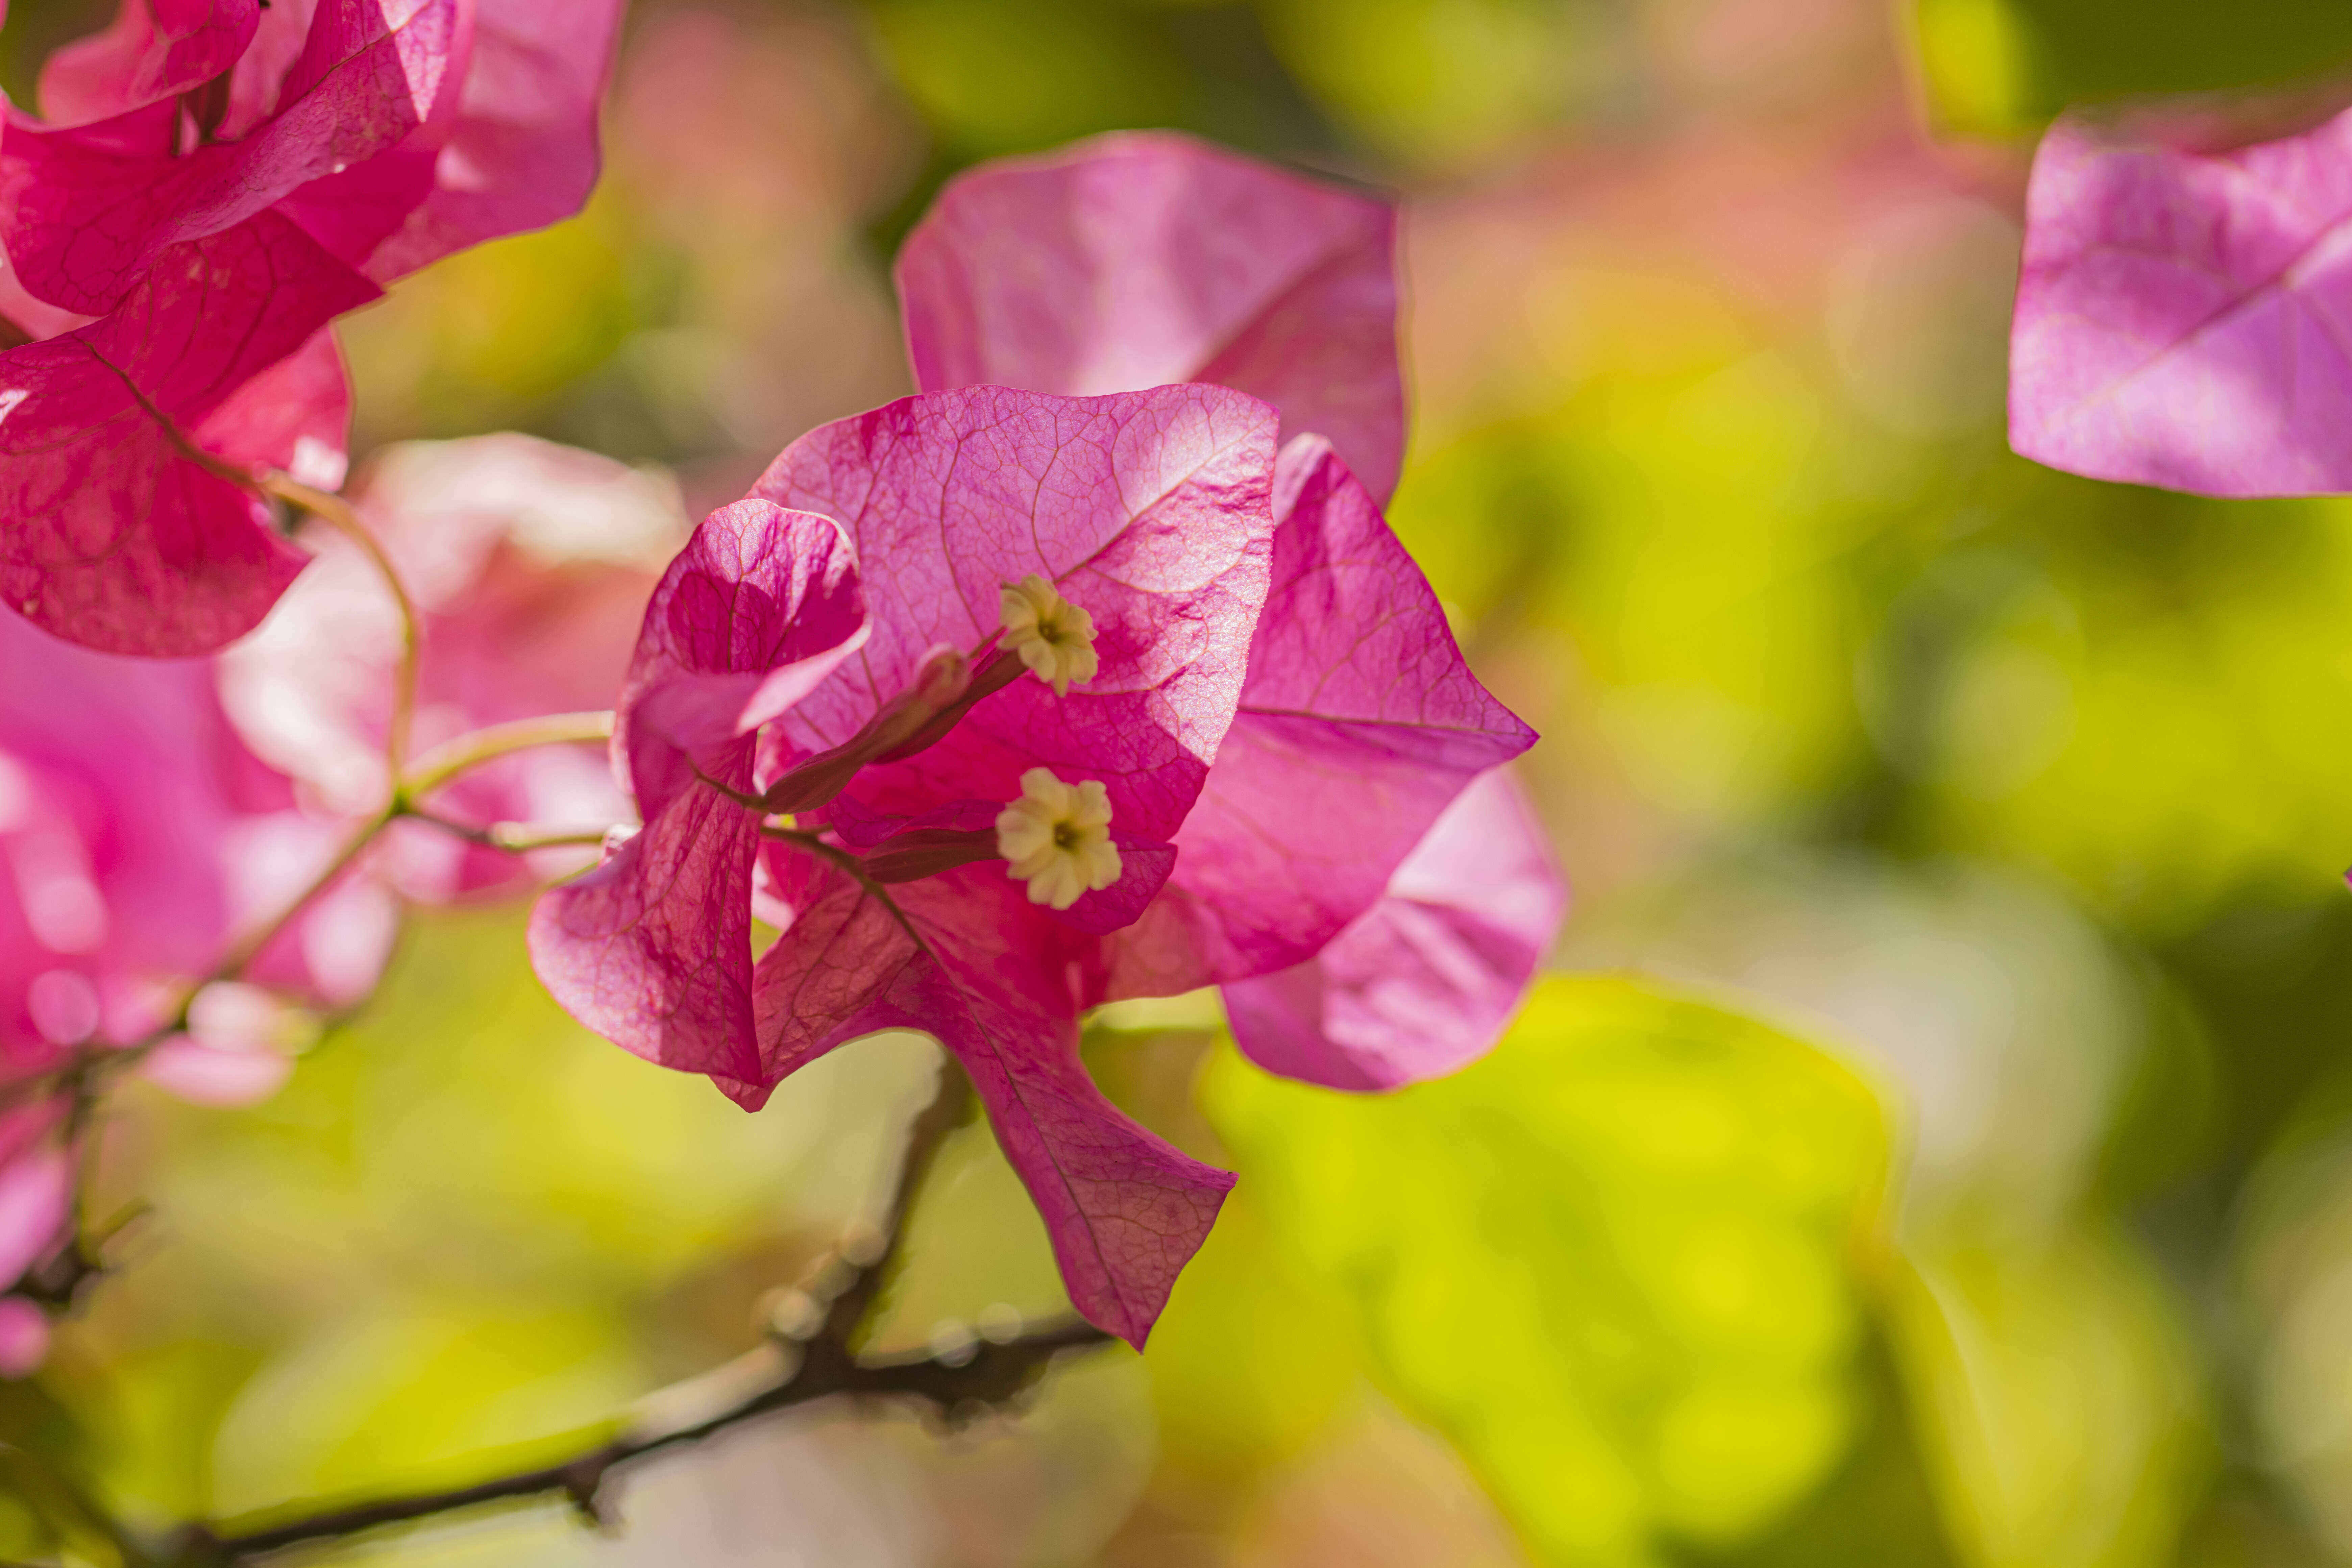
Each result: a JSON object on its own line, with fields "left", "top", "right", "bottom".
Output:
{"left": 10, "top": 0, "right": 2352, "bottom": 1562}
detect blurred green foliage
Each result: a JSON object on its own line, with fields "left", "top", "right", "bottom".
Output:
{"left": 1204, "top": 978, "right": 1891, "bottom": 1566}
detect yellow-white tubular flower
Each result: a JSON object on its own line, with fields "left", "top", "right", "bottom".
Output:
{"left": 995, "top": 767, "right": 1122, "bottom": 910}
{"left": 999, "top": 573, "right": 1099, "bottom": 697}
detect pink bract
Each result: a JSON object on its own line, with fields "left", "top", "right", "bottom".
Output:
{"left": 35, "top": 0, "right": 262, "bottom": 127}
{"left": 897, "top": 131, "right": 1407, "bottom": 505}
{"left": 0, "top": 213, "right": 375, "bottom": 656}
{"left": 529, "top": 499, "right": 870, "bottom": 1099}
{"left": 222, "top": 435, "right": 685, "bottom": 899}
{"left": 363, "top": 0, "right": 629, "bottom": 280}
{"left": 1221, "top": 766, "right": 1564, "bottom": 1090}
{"left": 8, "top": 0, "right": 627, "bottom": 311}
{"left": 750, "top": 853, "right": 1233, "bottom": 1349}
{"left": 1, "top": 0, "right": 464, "bottom": 314}
{"left": 2011, "top": 106, "right": 2352, "bottom": 496}
{"left": 1106, "top": 436, "right": 1537, "bottom": 1004}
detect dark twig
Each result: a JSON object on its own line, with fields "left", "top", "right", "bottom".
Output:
{"left": 174, "top": 1321, "right": 1108, "bottom": 1563}
{"left": 161, "top": 1059, "right": 1106, "bottom": 1564}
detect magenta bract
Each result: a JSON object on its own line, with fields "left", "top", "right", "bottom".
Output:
{"left": 1221, "top": 766, "right": 1564, "bottom": 1090}
{"left": 2, "top": 0, "right": 464, "bottom": 315}
{"left": 1106, "top": 435, "right": 1537, "bottom": 1001}
{"left": 36, "top": 0, "right": 263, "bottom": 127}
{"left": 6, "top": 0, "right": 626, "bottom": 312}
{"left": 897, "top": 131, "right": 1407, "bottom": 505}
{"left": 528, "top": 500, "right": 869, "bottom": 1098}
{"left": 750, "top": 853, "right": 1233, "bottom": 1347}
{"left": 364, "top": 0, "right": 628, "bottom": 280}
{"left": 0, "top": 213, "right": 376, "bottom": 656}
{"left": 2011, "top": 106, "right": 2352, "bottom": 496}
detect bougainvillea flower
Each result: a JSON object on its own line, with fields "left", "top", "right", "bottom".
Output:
{"left": 6, "top": 0, "right": 627, "bottom": 312}
{"left": 896, "top": 131, "right": 1406, "bottom": 505}
{"left": 1219, "top": 766, "right": 1564, "bottom": 1090}
{"left": 2010, "top": 106, "right": 2352, "bottom": 496}
{"left": 222, "top": 434, "right": 686, "bottom": 899}
{"left": 534, "top": 383, "right": 1280, "bottom": 1345}
{"left": 0, "top": 213, "right": 375, "bottom": 655}
{"left": 895, "top": 138, "right": 1563, "bottom": 1092}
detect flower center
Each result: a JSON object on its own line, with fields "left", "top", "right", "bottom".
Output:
{"left": 1000, "top": 574, "right": 1099, "bottom": 698}
{"left": 995, "top": 767, "right": 1122, "bottom": 910}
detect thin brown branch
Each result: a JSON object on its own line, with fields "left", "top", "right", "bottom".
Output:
{"left": 178, "top": 1320, "right": 1110, "bottom": 1562}
{"left": 821, "top": 1057, "right": 973, "bottom": 1346}
{"left": 149, "top": 1057, "right": 1100, "bottom": 1565}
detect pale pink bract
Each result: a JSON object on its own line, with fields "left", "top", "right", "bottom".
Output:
{"left": 1220, "top": 766, "right": 1565, "bottom": 1091}
{"left": 897, "top": 131, "right": 1407, "bottom": 505}
{"left": 2011, "top": 106, "right": 2352, "bottom": 496}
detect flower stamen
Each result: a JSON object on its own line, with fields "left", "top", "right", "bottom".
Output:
{"left": 1000, "top": 574, "right": 1098, "bottom": 698}
{"left": 995, "top": 768, "right": 1121, "bottom": 910}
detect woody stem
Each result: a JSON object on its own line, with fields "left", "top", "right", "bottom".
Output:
{"left": 166, "top": 1057, "right": 1105, "bottom": 1564}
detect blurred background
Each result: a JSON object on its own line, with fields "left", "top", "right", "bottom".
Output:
{"left": 9, "top": 0, "right": 2352, "bottom": 1563}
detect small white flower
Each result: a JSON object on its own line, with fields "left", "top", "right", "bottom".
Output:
{"left": 995, "top": 768, "right": 1122, "bottom": 910}
{"left": 999, "top": 573, "right": 1099, "bottom": 697}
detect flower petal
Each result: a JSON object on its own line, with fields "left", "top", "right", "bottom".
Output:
{"left": 899, "top": 131, "right": 1406, "bottom": 504}
{"left": 745, "top": 853, "right": 1230, "bottom": 1348}
{"left": 0, "top": 212, "right": 378, "bottom": 655}
{"left": 0, "top": 0, "right": 463, "bottom": 314}
{"left": 531, "top": 501, "right": 868, "bottom": 1088}
{"left": 1222, "top": 767, "right": 1565, "bottom": 1091}
{"left": 1108, "top": 436, "right": 1536, "bottom": 996}
{"left": 2011, "top": 106, "right": 2352, "bottom": 496}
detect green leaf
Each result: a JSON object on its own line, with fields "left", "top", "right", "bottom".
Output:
{"left": 1200, "top": 974, "right": 1895, "bottom": 1567}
